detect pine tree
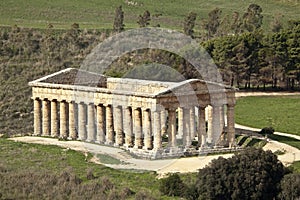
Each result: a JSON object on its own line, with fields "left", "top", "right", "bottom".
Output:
{"left": 113, "top": 6, "right": 125, "bottom": 33}
{"left": 137, "top": 10, "right": 151, "bottom": 28}
{"left": 183, "top": 12, "right": 197, "bottom": 38}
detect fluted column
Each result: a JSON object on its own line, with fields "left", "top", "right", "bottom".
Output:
{"left": 227, "top": 104, "right": 236, "bottom": 148}
{"left": 96, "top": 104, "right": 105, "bottom": 143}
{"left": 206, "top": 106, "right": 213, "bottom": 144}
{"left": 42, "top": 99, "right": 50, "bottom": 136}
{"left": 183, "top": 107, "right": 191, "bottom": 147}
{"left": 133, "top": 108, "right": 143, "bottom": 148}
{"left": 167, "top": 108, "right": 177, "bottom": 147}
{"left": 50, "top": 100, "right": 58, "bottom": 137}
{"left": 69, "top": 101, "right": 77, "bottom": 140}
{"left": 143, "top": 109, "right": 152, "bottom": 150}
{"left": 212, "top": 105, "right": 221, "bottom": 146}
{"left": 178, "top": 107, "right": 184, "bottom": 141}
{"left": 33, "top": 98, "right": 42, "bottom": 136}
{"left": 115, "top": 106, "right": 124, "bottom": 146}
{"left": 190, "top": 107, "right": 196, "bottom": 140}
{"left": 220, "top": 105, "right": 225, "bottom": 133}
{"left": 105, "top": 104, "right": 114, "bottom": 145}
{"left": 124, "top": 107, "right": 133, "bottom": 147}
{"left": 198, "top": 106, "right": 206, "bottom": 147}
{"left": 78, "top": 102, "right": 87, "bottom": 140}
{"left": 160, "top": 110, "right": 167, "bottom": 136}
{"left": 59, "top": 101, "right": 68, "bottom": 138}
{"left": 87, "top": 103, "right": 96, "bottom": 142}
{"left": 153, "top": 111, "right": 162, "bottom": 149}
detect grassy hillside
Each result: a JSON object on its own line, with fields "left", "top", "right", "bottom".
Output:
{"left": 235, "top": 95, "right": 300, "bottom": 136}
{"left": 0, "top": 0, "right": 299, "bottom": 30}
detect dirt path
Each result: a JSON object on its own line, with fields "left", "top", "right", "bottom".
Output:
{"left": 9, "top": 134, "right": 300, "bottom": 175}
{"left": 235, "top": 91, "right": 300, "bottom": 98}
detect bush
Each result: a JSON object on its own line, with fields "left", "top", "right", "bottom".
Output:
{"left": 278, "top": 173, "right": 300, "bottom": 200}
{"left": 195, "top": 147, "right": 288, "bottom": 200}
{"left": 259, "top": 127, "right": 275, "bottom": 136}
{"left": 159, "top": 173, "right": 186, "bottom": 197}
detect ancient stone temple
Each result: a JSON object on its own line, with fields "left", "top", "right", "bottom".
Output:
{"left": 29, "top": 68, "right": 236, "bottom": 159}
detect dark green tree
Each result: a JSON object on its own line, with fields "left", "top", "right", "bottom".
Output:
{"left": 202, "top": 8, "right": 222, "bottom": 39}
{"left": 113, "top": 6, "right": 125, "bottom": 33}
{"left": 242, "top": 4, "right": 263, "bottom": 32}
{"left": 183, "top": 12, "right": 197, "bottom": 38}
{"left": 196, "top": 148, "right": 287, "bottom": 200}
{"left": 279, "top": 173, "right": 300, "bottom": 200}
{"left": 137, "top": 10, "right": 151, "bottom": 28}
{"left": 159, "top": 173, "right": 186, "bottom": 197}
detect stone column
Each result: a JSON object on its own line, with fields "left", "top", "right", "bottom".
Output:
{"left": 96, "top": 104, "right": 105, "bottom": 143}
{"left": 50, "top": 100, "right": 58, "bottom": 137}
{"left": 160, "top": 110, "right": 167, "bottom": 136}
{"left": 190, "top": 107, "right": 196, "bottom": 140}
{"left": 177, "top": 107, "right": 184, "bottom": 141}
{"left": 115, "top": 106, "right": 123, "bottom": 146}
{"left": 124, "top": 107, "right": 133, "bottom": 148}
{"left": 78, "top": 102, "right": 87, "bottom": 140}
{"left": 69, "top": 101, "right": 77, "bottom": 140}
{"left": 59, "top": 101, "right": 68, "bottom": 138}
{"left": 206, "top": 106, "right": 213, "bottom": 144}
{"left": 87, "top": 103, "right": 96, "bottom": 142}
{"left": 153, "top": 111, "right": 162, "bottom": 149}
{"left": 133, "top": 108, "right": 143, "bottom": 148}
{"left": 105, "top": 104, "right": 114, "bottom": 145}
{"left": 42, "top": 99, "right": 50, "bottom": 136}
{"left": 167, "top": 108, "right": 177, "bottom": 147}
{"left": 212, "top": 105, "right": 222, "bottom": 146}
{"left": 183, "top": 107, "right": 191, "bottom": 147}
{"left": 220, "top": 105, "right": 225, "bottom": 133}
{"left": 227, "top": 104, "right": 236, "bottom": 148}
{"left": 33, "top": 98, "right": 42, "bottom": 136}
{"left": 143, "top": 109, "right": 152, "bottom": 150}
{"left": 198, "top": 106, "right": 206, "bottom": 147}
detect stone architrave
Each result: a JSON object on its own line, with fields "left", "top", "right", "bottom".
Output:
{"left": 96, "top": 104, "right": 105, "bottom": 143}
{"left": 33, "top": 98, "right": 42, "bottom": 136}
{"left": 42, "top": 99, "right": 50, "bottom": 136}
{"left": 50, "top": 100, "right": 58, "bottom": 137}
{"left": 59, "top": 101, "right": 68, "bottom": 138}
{"left": 87, "top": 103, "right": 96, "bottom": 142}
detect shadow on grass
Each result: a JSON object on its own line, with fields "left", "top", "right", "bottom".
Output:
{"left": 269, "top": 134, "right": 300, "bottom": 150}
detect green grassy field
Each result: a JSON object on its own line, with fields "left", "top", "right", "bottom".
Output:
{"left": 235, "top": 95, "right": 300, "bottom": 136}
{"left": 0, "top": 0, "right": 299, "bottom": 30}
{"left": 0, "top": 138, "right": 178, "bottom": 199}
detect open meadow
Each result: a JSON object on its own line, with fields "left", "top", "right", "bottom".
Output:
{"left": 0, "top": 0, "right": 299, "bottom": 30}
{"left": 235, "top": 95, "right": 300, "bottom": 136}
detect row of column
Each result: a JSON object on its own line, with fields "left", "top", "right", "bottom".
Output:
{"left": 34, "top": 98, "right": 235, "bottom": 150}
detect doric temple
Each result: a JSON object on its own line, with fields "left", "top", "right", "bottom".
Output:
{"left": 29, "top": 68, "right": 236, "bottom": 159}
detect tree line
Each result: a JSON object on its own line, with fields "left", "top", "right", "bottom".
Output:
{"left": 112, "top": 4, "right": 300, "bottom": 90}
